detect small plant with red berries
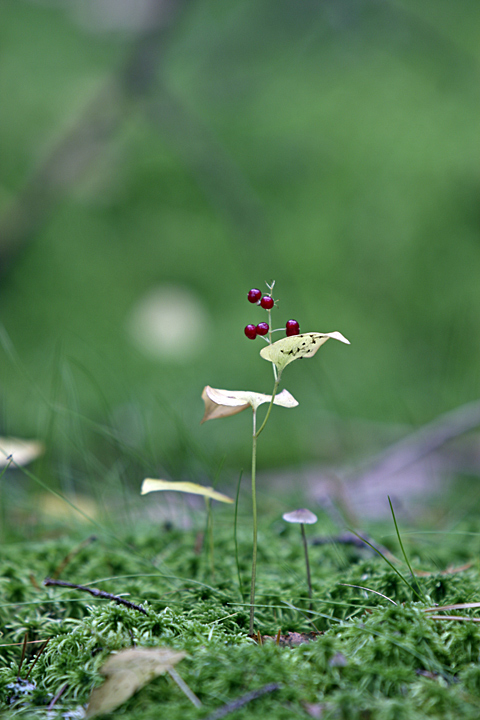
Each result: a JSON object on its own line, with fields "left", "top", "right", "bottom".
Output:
{"left": 245, "top": 282, "right": 300, "bottom": 345}
{"left": 202, "top": 281, "right": 350, "bottom": 635}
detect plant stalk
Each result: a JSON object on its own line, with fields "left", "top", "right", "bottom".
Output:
{"left": 249, "top": 410, "right": 258, "bottom": 634}
{"left": 301, "top": 523, "right": 313, "bottom": 610}
{"left": 249, "top": 375, "right": 281, "bottom": 634}
{"left": 256, "top": 377, "right": 280, "bottom": 437}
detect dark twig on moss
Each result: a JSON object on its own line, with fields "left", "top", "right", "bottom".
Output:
{"left": 47, "top": 683, "right": 68, "bottom": 711}
{"left": 204, "top": 683, "right": 280, "bottom": 720}
{"left": 25, "top": 639, "right": 50, "bottom": 679}
{"left": 17, "top": 633, "right": 28, "bottom": 678}
{"left": 43, "top": 578, "right": 148, "bottom": 615}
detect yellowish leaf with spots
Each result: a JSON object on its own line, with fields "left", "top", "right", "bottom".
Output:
{"left": 260, "top": 332, "right": 350, "bottom": 374}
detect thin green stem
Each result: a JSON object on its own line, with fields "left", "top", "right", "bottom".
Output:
{"left": 255, "top": 376, "right": 280, "bottom": 438}
{"left": 249, "top": 410, "right": 258, "bottom": 634}
{"left": 207, "top": 498, "right": 214, "bottom": 581}
{"left": 266, "top": 308, "right": 277, "bottom": 382}
{"left": 301, "top": 524, "right": 313, "bottom": 611}
{"left": 248, "top": 372, "right": 281, "bottom": 633}
{"left": 388, "top": 496, "right": 427, "bottom": 602}
{"left": 234, "top": 470, "right": 244, "bottom": 600}
{"left": 202, "top": 497, "right": 214, "bottom": 581}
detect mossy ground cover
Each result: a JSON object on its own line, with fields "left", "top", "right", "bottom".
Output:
{"left": 3, "top": 498, "right": 480, "bottom": 719}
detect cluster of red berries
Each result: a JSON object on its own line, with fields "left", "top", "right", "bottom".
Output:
{"left": 244, "top": 288, "right": 300, "bottom": 340}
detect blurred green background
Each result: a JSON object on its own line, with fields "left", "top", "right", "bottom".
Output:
{"left": 1, "top": 0, "right": 480, "bottom": 503}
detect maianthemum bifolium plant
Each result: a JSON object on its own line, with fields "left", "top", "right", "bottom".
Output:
{"left": 201, "top": 281, "right": 350, "bottom": 634}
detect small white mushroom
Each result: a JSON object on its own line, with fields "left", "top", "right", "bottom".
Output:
{"left": 282, "top": 509, "right": 318, "bottom": 525}
{"left": 283, "top": 508, "right": 318, "bottom": 609}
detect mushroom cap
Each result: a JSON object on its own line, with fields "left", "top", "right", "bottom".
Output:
{"left": 282, "top": 508, "right": 318, "bottom": 525}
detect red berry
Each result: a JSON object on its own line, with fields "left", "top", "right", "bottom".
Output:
{"left": 244, "top": 324, "right": 257, "bottom": 339}
{"left": 247, "top": 288, "right": 262, "bottom": 303}
{"left": 256, "top": 322, "right": 269, "bottom": 336}
{"left": 260, "top": 295, "right": 274, "bottom": 309}
{"left": 286, "top": 319, "right": 300, "bottom": 336}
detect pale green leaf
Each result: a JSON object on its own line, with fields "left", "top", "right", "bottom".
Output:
{"left": 141, "top": 478, "right": 233, "bottom": 503}
{"left": 201, "top": 385, "right": 298, "bottom": 422}
{"left": 260, "top": 331, "right": 350, "bottom": 373}
{"left": 86, "top": 647, "right": 186, "bottom": 718}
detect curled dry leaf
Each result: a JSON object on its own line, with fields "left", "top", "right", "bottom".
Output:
{"left": 260, "top": 332, "right": 350, "bottom": 374}
{"left": 0, "top": 437, "right": 44, "bottom": 467}
{"left": 86, "top": 647, "right": 186, "bottom": 718}
{"left": 141, "top": 479, "right": 233, "bottom": 503}
{"left": 201, "top": 386, "right": 298, "bottom": 423}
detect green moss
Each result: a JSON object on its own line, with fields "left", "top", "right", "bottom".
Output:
{"left": 1, "top": 511, "right": 480, "bottom": 718}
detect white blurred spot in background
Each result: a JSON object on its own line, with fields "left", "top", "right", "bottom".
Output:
{"left": 126, "top": 285, "right": 211, "bottom": 361}
{"left": 28, "top": 0, "right": 173, "bottom": 34}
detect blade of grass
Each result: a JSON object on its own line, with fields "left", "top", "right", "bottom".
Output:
{"left": 234, "top": 470, "right": 244, "bottom": 600}
{"left": 388, "top": 496, "right": 427, "bottom": 602}
{"left": 202, "top": 455, "right": 226, "bottom": 582}
{"left": 349, "top": 529, "right": 425, "bottom": 602}
{"left": 339, "top": 583, "right": 398, "bottom": 605}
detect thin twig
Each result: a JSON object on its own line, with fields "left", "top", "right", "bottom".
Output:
{"left": 204, "top": 683, "right": 281, "bottom": 720}
{"left": 428, "top": 615, "right": 480, "bottom": 622}
{"left": 167, "top": 667, "right": 202, "bottom": 708}
{"left": 51, "top": 536, "right": 97, "bottom": 580}
{"left": 25, "top": 639, "right": 50, "bottom": 679}
{"left": 47, "top": 682, "right": 68, "bottom": 710}
{"left": 17, "top": 633, "right": 28, "bottom": 678}
{"left": 43, "top": 578, "right": 148, "bottom": 615}
{"left": 0, "top": 640, "right": 48, "bottom": 648}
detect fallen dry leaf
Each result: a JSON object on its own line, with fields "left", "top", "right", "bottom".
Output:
{"left": 141, "top": 479, "right": 233, "bottom": 504}
{"left": 415, "top": 562, "right": 473, "bottom": 577}
{"left": 86, "top": 647, "right": 186, "bottom": 718}
{"left": 257, "top": 631, "right": 320, "bottom": 647}
{"left": 303, "top": 702, "right": 328, "bottom": 719}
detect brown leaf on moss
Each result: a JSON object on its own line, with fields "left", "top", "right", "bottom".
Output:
{"left": 414, "top": 562, "right": 473, "bottom": 577}
{"left": 303, "top": 702, "right": 328, "bottom": 719}
{"left": 253, "top": 631, "right": 321, "bottom": 646}
{"left": 86, "top": 647, "right": 186, "bottom": 718}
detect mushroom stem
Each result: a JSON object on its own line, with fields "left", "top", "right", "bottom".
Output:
{"left": 300, "top": 523, "right": 313, "bottom": 610}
